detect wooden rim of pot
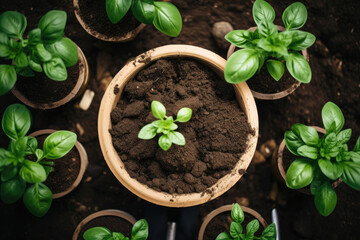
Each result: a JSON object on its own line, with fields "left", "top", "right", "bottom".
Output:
{"left": 11, "top": 42, "right": 90, "bottom": 110}
{"left": 198, "top": 204, "right": 268, "bottom": 240}
{"left": 272, "top": 126, "right": 342, "bottom": 195}
{"left": 72, "top": 209, "right": 137, "bottom": 240}
{"left": 29, "top": 129, "right": 88, "bottom": 199}
{"left": 98, "top": 44, "right": 259, "bottom": 207}
{"left": 73, "top": 0, "right": 146, "bottom": 42}
{"left": 227, "top": 26, "right": 309, "bottom": 100}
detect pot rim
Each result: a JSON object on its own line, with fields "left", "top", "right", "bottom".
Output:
{"left": 98, "top": 44, "right": 259, "bottom": 207}
{"left": 29, "top": 129, "right": 89, "bottom": 199}
{"left": 73, "top": 0, "right": 146, "bottom": 42}
{"left": 198, "top": 204, "right": 268, "bottom": 240}
{"left": 72, "top": 209, "right": 137, "bottom": 240}
{"left": 227, "top": 26, "right": 309, "bottom": 100}
{"left": 11, "top": 41, "right": 89, "bottom": 110}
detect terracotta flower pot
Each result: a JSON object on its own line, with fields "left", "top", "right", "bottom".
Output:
{"left": 272, "top": 126, "right": 342, "bottom": 195}
{"left": 72, "top": 209, "right": 136, "bottom": 240}
{"left": 29, "top": 129, "right": 88, "bottom": 199}
{"left": 198, "top": 204, "right": 268, "bottom": 240}
{"left": 98, "top": 44, "right": 259, "bottom": 207}
{"left": 227, "top": 26, "right": 309, "bottom": 100}
{"left": 12, "top": 42, "right": 90, "bottom": 110}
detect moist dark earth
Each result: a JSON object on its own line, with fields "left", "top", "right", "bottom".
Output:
{"left": 0, "top": 0, "right": 359, "bottom": 239}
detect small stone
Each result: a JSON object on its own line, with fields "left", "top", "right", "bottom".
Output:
{"left": 253, "top": 150, "right": 266, "bottom": 164}
{"left": 76, "top": 204, "right": 87, "bottom": 213}
{"left": 94, "top": 206, "right": 99, "bottom": 211}
{"left": 79, "top": 90, "right": 95, "bottom": 111}
{"left": 235, "top": 197, "right": 250, "bottom": 207}
{"left": 260, "top": 139, "right": 277, "bottom": 158}
{"left": 211, "top": 21, "right": 234, "bottom": 50}
{"left": 85, "top": 176, "right": 92, "bottom": 183}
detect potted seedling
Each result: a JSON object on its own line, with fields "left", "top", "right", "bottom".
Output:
{"left": 0, "top": 104, "right": 87, "bottom": 216}
{"left": 225, "top": 0, "right": 315, "bottom": 100}
{"left": 274, "top": 102, "right": 360, "bottom": 216}
{"left": 74, "top": 0, "right": 182, "bottom": 42}
{"left": 0, "top": 10, "right": 89, "bottom": 109}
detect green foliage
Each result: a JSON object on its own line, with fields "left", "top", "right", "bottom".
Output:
{"left": 0, "top": 103, "right": 77, "bottom": 217}
{"left": 225, "top": 0, "right": 315, "bottom": 84}
{"left": 138, "top": 101, "right": 192, "bottom": 151}
{"left": 216, "top": 203, "right": 277, "bottom": 240}
{"left": 105, "top": 0, "right": 182, "bottom": 37}
{"left": 83, "top": 219, "right": 148, "bottom": 240}
{"left": 0, "top": 10, "right": 78, "bottom": 96}
{"left": 284, "top": 102, "right": 360, "bottom": 216}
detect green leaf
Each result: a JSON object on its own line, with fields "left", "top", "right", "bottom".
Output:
{"left": 225, "top": 48, "right": 259, "bottom": 84}
{"left": 354, "top": 136, "right": 360, "bottom": 152}
{"left": 113, "top": 232, "right": 126, "bottom": 240}
{"left": 14, "top": 52, "right": 28, "bottom": 68}
{"left": 45, "top": 38, "right": 78, "bottom": 67}
{"left": 216, "top": 232, "right": 231, "bottom": 240}
{"left": 257, "top": 20, "right": 277, "bottom": 38}
{"left": 341, "top": 161, "right": 360, "bottom": 191}
{"left": 314, "top": 181, "right": 337, "bottom": 216}
{"left": 230, "top": 222, "right": 242, "bottom": 238}
{"left": 169, "top": 123, "right": 178, "bottom": 131}
{"left": 158, "top": 134, "right": 172, "bottom": 151}
{"left": 28, "top": 28, "right": 42, "bottom": 46}
{"left": 24, "top": 137, "right": 37, "bottom": 155}
{"left": 348, "top": 151, "right": 360, "bottom": 163}
{"left": 35, "top": 149, "right": 44, "bottom": 161}
{"left": 43, "top": 57, "right": 67, "bottom": 81}
{"left": 9, "top": 137, "right": 28, "bottom": 158}
{"left": 0, "top": 148, "right": 16, "bottom": 168}
{"left": 131, "top": 0, "right": 155, "bottom": 24}
{"left": 324, "top": 133, "right": 337, "bottom": 149}
{"left": 266, "top": 60, "right": 284, "bottom": 81}
{"left": 176, "top": 107, "right": 192, "bottom": 122}
{"left": 168, "top": 131, "right": 185, "bottom": 146}
{"left": 225, "top": 30, "right": 255, "bottom": 48}
{"left": 284, "top": 130, "right": 305, "bottom": 156}
{"left": 29, "top": 57, "right": 43, "bottom": 72}
{"left": 9, "top": 39, "right": 22, "bottom": 56}
{"left": 252, "top": 0, "right": 275, "bottom": 26}
{"left": 0, "top": 11, "right": 27, "bottom": 38}
{"left": 0, "top": 65, "right": 17, "bottom": 96}
{"left": 16, "top": 66, "right": 34, "bottom": 77}
{"left": 261, "top": 223, "right": 277, "bottom": 240}
{"left": 282, "top": 2, "right": 308, "bottom": 30}
{"left": 38, "top": 10, "right": 66, "bottom": 44}
{"left": 1, "top": 103, "right": 31, "bottom": 140}
{"left": 23, "top": 183, "right": 52, "bottom": 217}
{"left": 336, "top": 129, "right": 351, "bottom": 145}
{"left": 286, "top": 52, "right": 311, "bottom": 83}
{"left": 286, "top": 158, "right": 314, "bottom": 189}
{"left": 42, "top": 131, "right": 77, "bottom": 160}
{"left": 19, "top": 160, "right": 46, "bottom": 183}
{"left": 138, "top": 123, "right": 157, "bottom": 139}
{"left": 231, "top": 203, "right": 244, "bottom": 223}
{"left": 246, "top": 219, "right": 260, "bottom": 236}
{"left": 0, "top": 32, "right": 10, "bottom": 58}
{"left": 153, "top": 2, "right": 182, "bottom": 37}
{"left": 131, "top": 219, "right": 148, "bottom": 240}
{"left": 83, "top": 227, "right": 113, "bottom": 240}
{"left": 151, "top": 101, "right": 166, "bottom": 119}
{"left": 297, "top": 145, "right": 318, "bottom": 160}
{"left": 35, "top": 43, "right": 52, "bottom": 62}
{"left": 319, "top": 159, "right": 343, "bottom": 180}
{"left": 106, "top": 0, "right": 132, "bottom": 24}
{"left": 287, "top": 30, "right": 316, "bottom": 51}
{"left": 257, "top": 38, "right": 288, "bottom": 57}
{"left": 164, "top": 116, "right": 174, "bottom": 126}
{"left": 1, "top": 165, "right": 17, "bottom": 182}
{"left": 1, "top": 175, "right": 26, "bottom": 204}
{"left": 291, "top": 124, "right": 319, "bottom": 146}
{"left": 322, "top": 102, "right": 344, "bottom": 134}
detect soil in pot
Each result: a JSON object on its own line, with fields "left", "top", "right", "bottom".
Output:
{"left": 76, "top": 0, "right": 140, "bottom": 38}
{"left": 109, "top": 58, "right": 255, "bottom": 194}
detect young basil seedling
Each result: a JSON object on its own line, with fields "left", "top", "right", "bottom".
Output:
{"left": 284, "top": 102, "right": 360, "bottom": 216}
{"left": 216, "top": 203, "right": 277, "bottom": 240}
{"left": 0, "top": 10, "right": 79, "bottom": 96}
{"left": 224, "top": 0, "right": 315, "bottom": 84}
{"left": 105, "top": 0, "right": 182, "bottom": 37}
{"left": 83, "top": 218, "right": 148, "bottom": 240}
{"left": 0, "top": 104, "right": 77, "bottom": 217}
{"left": 138, "top": 100, "right": 192, "bottom": 151}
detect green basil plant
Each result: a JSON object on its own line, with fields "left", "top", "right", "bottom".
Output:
{"left": 216, "top": 203, "right": 276, "bottom": 240}
{"left": 138, "top": 100, "right": 192, "bottom": 151}
{"left": 284, "top": 102, "right": 360, "bottom": 216}
{"left": 83, "top": 219, "right": 148, "bottom": 240}
{"left": 105, "top": 0, "right": 182, "bottom": 37}
{"left": 0, "top": 104, "right": 77, "bottom": 217}
{"left": 0, "top": 10, "right": 79, "bottom": 96}
{"left": 224, "top": 0, "right": 315, "bottom": 84}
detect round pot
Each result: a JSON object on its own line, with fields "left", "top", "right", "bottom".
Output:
{"left": 73, "top": 0, "right": 146, "bottom": 42}
{"left": 29, "top": 129, "right": 88, "bottom": 199}
{"left": 72, "top": 209, "right": 136, "bottom": 240}
{"left": 272, "top": 126, "right": 342, "bottom": 194}
{"left": 12, "top": 42, "right": 90, "bottom": 110}
{"left": 227, "top": 26, "right": 309, "bottom": 100}
{"left": 198, "top": 204, "right": 268, "bottom": 240}
{"left": 98, "top": 44, "right": 259, "bottom": 207}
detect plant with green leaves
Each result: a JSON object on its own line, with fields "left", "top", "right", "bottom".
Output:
{"left": 284, "top": 102, "right": 360, "bottom": 216}
{"left": 224, "top": 0, "right": 315, "bottom": 84}
{"left": 216, "top": 203, "right": 276, "bottom": 240}
{"left": 0, "top": 10, "right": 79, "bottom": 96}
{"left": 0, "top": 104, "right": 77, "bottom": 217}
{"left": 138, "top": 100, "right": 192, "bottom": 151}
{"left": 83, "top": 219, "right": 148, "bottom": 240}
{"left": 105, "top": 0, "right": 182, "bottom": 37}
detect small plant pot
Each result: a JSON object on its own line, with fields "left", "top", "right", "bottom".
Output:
{"left": 72, "top": 209, "right": 136, "bottom": 240}
{"left": 227, "top": 26, "right": 309, "bottom": 100}
{"left": 12, "top": 43, "right": 89, "bottom": 110}
{"left": 29, "top": 129, "right": 88, "bottom": 199}
{"left": 272, "top": 126, "right": 342, "bottom": 195}
{"left": 98, "top": 44, "right": 259, "bottom": 207}
{"left": 198, "top": 204, "right": 268, "bottom": 240}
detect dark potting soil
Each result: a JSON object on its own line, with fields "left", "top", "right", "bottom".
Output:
{"left": 15, "top": 62, "right": 79, "bottom": 104}
{"left": 110, "top": 58, "right": 255, "bottom": 194}
{"left": 76, "top": 216, "right": 133, "bottom": 240}
{"left": 76, "top": 0, "right": 140, "bottom": 38}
